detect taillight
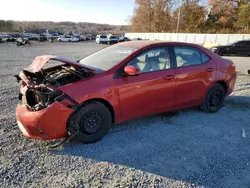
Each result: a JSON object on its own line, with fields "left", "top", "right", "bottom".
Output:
{"left": 226, "top": 61, "right": 236, "bottom": 75}
{"left": 229, "top": 62, "right": 236, "bottom": 72}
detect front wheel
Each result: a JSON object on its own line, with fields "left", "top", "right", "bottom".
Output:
{"left": 68, "top": 101, "right": 112, "bottom": 143}
{"left": 217, "top": 50, "right": 224, "bottom": 56}
{"left": 200, "top": 83, "right": 226, "bottom": 113}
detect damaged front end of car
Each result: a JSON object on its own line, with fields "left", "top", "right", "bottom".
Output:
{"left": 15, "top": 55, "right": 94, "bottom": 111}
{"left": 15, "top": 55, "right": 95, "bottom": 143}
{"left": 16, "top": 68, "right": 76, "bottom": 111}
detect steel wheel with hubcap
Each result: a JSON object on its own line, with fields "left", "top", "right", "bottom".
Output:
{"left": 80, "top": 111, "right": 103, "bottom": 134}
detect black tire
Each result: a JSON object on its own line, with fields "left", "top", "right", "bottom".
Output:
{"left": 68, "top": 101, "right": 112, "bottom": 143}
{"left": 200, "top": 83, "right": 226, "bottom": 113}
{"left": 217, "top": 50, "right": 224, "bottom": 56}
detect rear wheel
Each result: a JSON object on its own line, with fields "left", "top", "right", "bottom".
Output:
{"left": 200, "top": 83, "right": 226, "bottom": 113}
{"left": 68, "top": 101, "right": 112, "bottom": 143}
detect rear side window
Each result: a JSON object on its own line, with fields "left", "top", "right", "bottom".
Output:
{"left": 245, "top": 41, "right": 250, "bottom": 46}
{"left": 174, "top": 46, "right": 210, "bottom": 67}
{"left": 234, "top": 41, "right": 245, "bottom": 46}
{"left": 201, "top": 52, "right": 211, "bottom": 63}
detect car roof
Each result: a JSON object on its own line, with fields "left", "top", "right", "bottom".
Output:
{"left": 116, "top": 40, "right": 202, "bottom": 48}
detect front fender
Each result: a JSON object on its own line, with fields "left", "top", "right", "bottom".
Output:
{"left": 58, "top": 76, "right": 121, "bottom": 123}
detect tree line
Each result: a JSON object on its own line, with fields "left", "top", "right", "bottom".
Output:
{"left": 0, "top": 20, "right": 129, "bottom": 35}
{"left": 1, "top": 0, "right": 250, "bottom": 34}
{"left": 130, "top": 0, "right": 250, "bottom": 33}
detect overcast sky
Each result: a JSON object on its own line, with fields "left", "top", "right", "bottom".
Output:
{"left": 0, "top": 0, "right": 208, "bottom": 25}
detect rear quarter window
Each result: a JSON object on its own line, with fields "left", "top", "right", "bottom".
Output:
{"left": 201, "top": 52, "right": 211, "bottom": 63}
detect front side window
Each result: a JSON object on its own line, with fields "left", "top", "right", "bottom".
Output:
{"left": 127, "top": 47, "right": 171, "bottom": 73}
{"left": 174, "top": 47, "right": 203, "bottom": 67}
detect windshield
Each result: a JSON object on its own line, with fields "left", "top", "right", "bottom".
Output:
{"left": 79, "top": 45, "right": 138, "bottom": 73}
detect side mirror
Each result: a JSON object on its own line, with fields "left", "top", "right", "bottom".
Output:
{"left": 124, "top": 65, "right": 139, "bottom": 76}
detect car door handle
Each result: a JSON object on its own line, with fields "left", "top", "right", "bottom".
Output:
{"left": 206, "top": 68, "right": 214, "bottom": 72}
{"left": 163, "top": 75, "right": 174, "bottom": 80}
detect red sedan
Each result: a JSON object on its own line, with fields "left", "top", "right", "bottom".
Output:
{"left": 16, "top": 41, "right": 236, "bottom": 143}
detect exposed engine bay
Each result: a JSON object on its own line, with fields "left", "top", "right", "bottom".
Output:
{"left": 16, "top": 65, "right": 93, "bottom": 111}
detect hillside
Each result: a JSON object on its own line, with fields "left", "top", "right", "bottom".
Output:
{"left": 0, "top": 20, "right": 130, "bottom": 34}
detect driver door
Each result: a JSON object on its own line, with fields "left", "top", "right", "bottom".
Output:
{"left": 116, "top": 47, "right": 175, "bottom": 122}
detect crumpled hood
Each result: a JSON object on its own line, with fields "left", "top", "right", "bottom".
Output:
{"left": 27, "top": 55, "right": 91, "bottom": 73}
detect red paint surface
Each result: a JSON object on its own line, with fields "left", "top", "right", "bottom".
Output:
{"left": 16, "top": 102, "right": 73, "bottom": 140}
{"left": 16, "top": 41, "right": 237, "bottom": 140}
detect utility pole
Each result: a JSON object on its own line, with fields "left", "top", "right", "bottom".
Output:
{"left": 176, "top": 0, "right": 182, "bottom": 33}
{"left": 176, "top": 6, "right": 181, "bottom": 33}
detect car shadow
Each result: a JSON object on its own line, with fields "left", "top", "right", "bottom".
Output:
{"left": 53, "top": 96, "right": 250, "bottom": 188}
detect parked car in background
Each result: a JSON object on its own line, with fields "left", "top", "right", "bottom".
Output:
{"left": 0, "top": 34, "right": 10, "bottom": 42}
{"left": 58, "top": 35, "right": 72, "bottom": 42}
{"left": 132, "top": 38, "right": 143, "bottom": 40}
{"left": 51, "top": 33, "right": 59, "bottom": 39}
{"left": 80, "top": 35, "right": 87, "bottom": 41}
{"left": 8, "top": 33, "right": 21, "bottom": 42}
{"left": 107, "top": 35, "right": 118, "bottom": 44}
{"left": 71, "top": 35, "right": 81, "bottom": 42}
{"left": 119, "top": 36, "right": 131, "bottom": 42}
{"left": 15, "top": 41, "right": 236, "bottom": 143}
{"left": 96, "top": 35, "right": 108, "bottom": 44}
{"left": 72, "top": 34, "right": 81, "bottom": 41}
{"left": 9, "top": 33, "right": 21, "bottom": 38}
{"left": 21, "top": 33, "right": 39, "bottom": 41}
{"left": 210, "top": 40, "right": 250, "bottom": 56}
{"left": 39, "top": 34, "right": 48, "bottom": 42}
{"left": 86, "top": 34, "right": 94, "bottom": 40}
{"left": 58, "top": 35, "right": 80, "bottom": 42}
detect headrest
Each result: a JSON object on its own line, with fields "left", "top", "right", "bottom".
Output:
{"left": 158, "top": 51, "right": 168, "bottom": 58}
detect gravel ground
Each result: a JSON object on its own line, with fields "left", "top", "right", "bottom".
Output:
{"left": 0, "top": 42, "right": 250, "bottom": 188}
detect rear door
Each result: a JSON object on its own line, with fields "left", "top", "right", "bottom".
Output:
{"left": 116, "top": 46, "right": 175, "bottom": 121}
{"left": 172, "top": 46, "right": 216, "bottom": 109}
